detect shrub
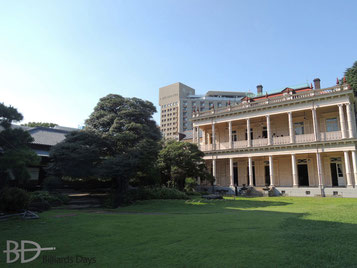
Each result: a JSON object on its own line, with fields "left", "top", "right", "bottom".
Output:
{"left": 184, "top": 177, "right": 197, "bottom": 192}
{"left": 186, "top": 191, "right": 201, "bottom": 196}
{"left": 30, "top": 191, "right": 69, "bottom": 207}
{"left": 0, "top": 187, "right": 30, "bottom": 213}
{"left": 151, "top": 187, "right": 188, "bottom": 199}
{"left": 127, "top": 187, "right": 188, "bottom": 201}
{"left": 105, "top": 187, "right": 189, "bottom": 207}
{"left": 43, "top": 176, "right": 63, "bottom": 192}
{"left": 28, "top": 198, "right": 51, "bottom": 212}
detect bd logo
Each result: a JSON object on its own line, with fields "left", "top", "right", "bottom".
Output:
{"left": 3, "top": 240, "right": 56, "bottom": 263}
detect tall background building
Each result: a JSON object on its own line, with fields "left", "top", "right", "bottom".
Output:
{"left": 159, "top": 82, "right": 249, "bottom": 139}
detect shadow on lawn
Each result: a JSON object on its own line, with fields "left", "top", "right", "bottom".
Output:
{"left": 269, "top": 212, "right": 357, "bottom": 267}
{"left": 187, "top": 198, "right": 292, "bottom": 210}
{"left": 196, "top": 208, "right": 357, "bottom": 268}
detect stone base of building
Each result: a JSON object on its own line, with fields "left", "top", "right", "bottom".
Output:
{"left": 197, "top": 185, "right": 357, "bottom": 198}
{"left": 275, "top": 187, "right": 357, "bottom": 198}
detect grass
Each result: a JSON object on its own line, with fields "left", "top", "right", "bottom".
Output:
{"left": 1, "top": 197, "right": 357, "bottom": 267}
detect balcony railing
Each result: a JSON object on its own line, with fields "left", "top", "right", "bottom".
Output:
{"left": 273, "top": 136, "right": 290, "bottom": 145}
{"left": 218, "top": 142, "right": 230, "bottom": 150}
{"left": 320, "top": 131, "right": 342, "bottom": 141}
{"left": 193, "top": 85, "right": 350, "bottom": 119}
{"left": 201, "top": 144, "right": 213, "bottom": 151}
{"left": 252, "top": 138, "right": 268, "bottom": 147}
{"left": 295, "top": 133, "right": 315, "bottom": 143}
{"left": 233, "top": 140, "right": 248, "bottom": 148}
{"left": 200, "top": 131, "right": 342, "bottom": 151}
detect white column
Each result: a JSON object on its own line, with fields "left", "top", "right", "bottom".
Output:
{"left": 248, "top": 157, "right": 253, "bottom": 186}
{"left": 339, "top": 104, "right": 347, "bottom": 139}
{"left": 288, "top": 112, "right": 295, "bottom": 143}
{"left": 316, "top": 152, "right": 324, "bottom": 188}
{"left": 345, "top": 103, "right": 355, "bottom": 138}
{"left": 192, "top": 126, "right": 197, "bottom": 144}
{"left": 228, "top": 121, "right": 233, "bottom": 149}
{"left": 311, "top": 108, "right": 319, "bottom": 141}
{"left": 269, "top": 155, "right": 274, "bottom": 187}
{"left": 196, "top": 127, "right": 200, "bottom": 147}
{"left": 229, "top": 158, "right": 234, "bottom": 186}
{"left": 247, "top": 118, "right": 251, "bottom": 147}
{"left": 344, "top": 151, "right": 353, "bottom": 187}
{"left": 266, "top": 115, "right": 271, "bottom": 145}
{"left": 291, "top": 154, "right": 298, "bottom": 187}
{"left": 212, "top": 123, "right": 216, "bottom": 150}
{"left": 212, "top": 159, "right": 217, "bottom": 185}
{"left": 351, "top": 150, "right": 357, "bottom": 187}
{"left": 202, "top": 129, "right": 206, "bottom": 145}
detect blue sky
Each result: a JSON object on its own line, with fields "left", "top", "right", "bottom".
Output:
{"left": 1, "top": 0, "right": 356, "bottom": 127}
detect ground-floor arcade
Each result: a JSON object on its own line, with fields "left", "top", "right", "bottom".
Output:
{"left": 201, "top": 145, "right": 357, "bottom": 197}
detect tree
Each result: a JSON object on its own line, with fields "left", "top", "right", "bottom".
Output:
{"left": 48, "top": 131, "right": 107, "bottom": 179}
{"left": 344, "top": 61, "right": 357, "bottom": 91}
{"left": 0, "top": 103, "right": 39, "bottom": 188}
{"left": 49, "top": 94, "right": 161, "bottom": 205}
{"left": 21, "top": 122, "right": 58, "bottom": 128}
{"left": 158, "top": 140, "right": 211, "bottom": 190}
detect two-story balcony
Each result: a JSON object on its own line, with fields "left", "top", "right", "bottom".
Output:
{"left": 192, "top": 96, "right": 355, "bottom": 152}
{"left": 200, "top": 131, "right": 343, "bottom": 151}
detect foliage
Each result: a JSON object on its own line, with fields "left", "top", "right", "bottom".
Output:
{"left": 184, "top": 177, "right": 197, "bottom": 192}
{"left": 21, "top": 122, "right": 58, "bottom": 128}
{"left": 28, "top": 198, "right": 51, "bottom": 212}
{"left": 158, "top": 140, "right": 211, "bottom": 190}
{"left": 62, "top": 177, "right": 111, "bottom": 191}
{"left": 0, "top": 187, "right": 30, "bottom": 213}
{"left": 48, "top": 131, "right": 107, "bottom": 180}
{"left": 30, "top": 191, "right": 69, "bottom": 207}
{"left": 48, "top": 94, "right": 161, "bottom": 206}
{"left": 105, "top": 187, "right": 189, "bottom": 207}
{"left": 0, "top": 103, "right": 40, "bottom": 188}
{"left": 344, "top": 60, "right": 357, "bottom": 91}
{"left": 43, "top": 176, "right": 64, "bottom": 191}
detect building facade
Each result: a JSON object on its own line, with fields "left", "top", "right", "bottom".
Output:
{"left": 16, "top": 125, "right": 77, "bottom": 186}
{"left": 159, "top": 82, "right": 249, "bottom": 139}
{"left": 191, "top": 79, "right": 357, "bottom": 197}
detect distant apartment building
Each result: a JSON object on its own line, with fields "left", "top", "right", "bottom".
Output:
{"left": 159, "top": 82, "right": 249, "bottom": 139}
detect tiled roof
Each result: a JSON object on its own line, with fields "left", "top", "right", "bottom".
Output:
{"left": 181, "top": 130, "right": 202, "bottom": 141}
{"left": 13, "top": 125, "right": 78, "bottom": 146}
{"left": 30, "top": 127, "right": 78, "bottom": 146}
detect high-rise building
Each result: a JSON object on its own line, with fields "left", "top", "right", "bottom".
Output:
{"left": 159, "top": 82, "right": 249, "bottom": 139}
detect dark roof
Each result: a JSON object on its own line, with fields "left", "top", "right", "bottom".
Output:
{"left": 180, "top": 130, "right": 202, "bottom": 141}
{"left": 13, "top": 125, "right": 78, "bottom": 146}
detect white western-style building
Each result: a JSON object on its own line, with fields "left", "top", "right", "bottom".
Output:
{"left": 191, "top": 79, "right": 357, "bottom": 197}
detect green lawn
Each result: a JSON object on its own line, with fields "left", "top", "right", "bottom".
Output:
{"left": 1, "top": 197, "right": 357, "bottom": 267}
